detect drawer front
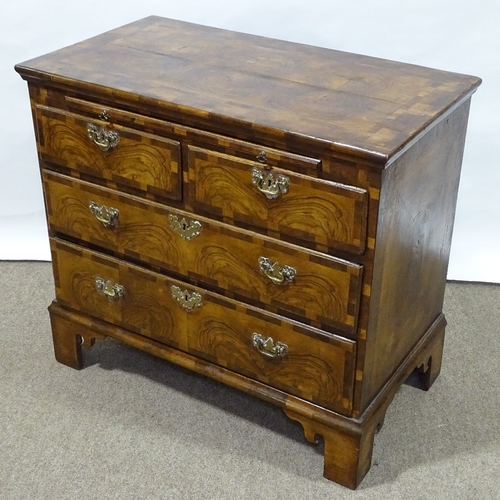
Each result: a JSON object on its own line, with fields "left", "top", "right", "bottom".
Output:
{"left": 187, "top": 146, "right": 368, "bottom": 254}
{"left": 50, "top": 238, "right": 188, "bottom": 349}
{"left": 44, "top": 170, "right": 363, "bottom": 335}
{"left": 50, "top": 238, "right": 356, "bottom": 415}
{"left": 66, "top": 96, "right": 322, "bottom": 175}
{"left": 36, "top": 105, "right": 182, "bottom": 200}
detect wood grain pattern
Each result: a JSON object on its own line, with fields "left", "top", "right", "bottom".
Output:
{"left": 31, "top": 84, "right": 382, "bottom": 418}
{"left": 50, "top": 238, "right": 356, "bottom": 414}
{"left": 188, "top": 146, "right": 368, "bottom": 254}
{"left": 44, "top": 170, "right": 363, "bottom": 335}
{"left": 15, "top": 16, "right": 481, "bottom": 163}
{"left": 43, "top": 170, "right": 182, "bottom": 272}
{"left": 36, "top": 104, "right": 182, "bottom": 199}
{"left": 16, "top": 16, "right": 481, "bottom": 489}
{"left": 51, "top": 238, "right": 188, "bottom": 349}
{"left": 65, "top": 95, "right": 323, "bottom": 175}
{"left": 360, "top": 100, "right": 472, "bottom": 410}
{"left": 188, "top": 296, "right": 356, "bottom": 414}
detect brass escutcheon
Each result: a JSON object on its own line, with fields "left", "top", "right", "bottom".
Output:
{"left": 171, "top": 285, "right": 203, "bottom": 311}
{"left": 251, "top": 166, "right": 289, "bottom": 200}
{"left": 169, "top": 214, "right": 202, "bottom": 241}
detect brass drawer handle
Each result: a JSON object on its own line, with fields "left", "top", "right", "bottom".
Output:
{"left": 171, "top": 285, "right": 203, "bottom": 311}
{"left": 251, "top": 167, "right": 289, "bottom": 200}
{"left": 95, "top": 277, "right": 125, "bottom": 300}
{"left": 89, "top": 201, "right": 119, "bottom": 228}
{"left": 87, "top": 122, "right": 120, "bottom": 151}
{"left": 258, "top": 256, "right": 296, "bottom": 284}
{"left": 169, "top": 214, "right": 202, "bottom": 241}
{"left": 252, "top": 333, "right": 288, "bottom": 359}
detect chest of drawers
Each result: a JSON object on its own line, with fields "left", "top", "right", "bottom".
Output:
{"left": 15, "top": 16, "right": 480, "bottom": 489}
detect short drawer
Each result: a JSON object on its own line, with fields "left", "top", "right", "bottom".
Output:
{"left": 187, "top": 146, "right": 368, "bottom": 254}
{"left": 35, "top": 104, "right": 182, "bottom": 200}
{"left": 44, "top": 170, "right": 363, "bottom": 335}
{"left": 50, "top": 238, "right": 356, "bottom": 415}
{"left": 65, "top": 94, "right": 322, "bottom": 176}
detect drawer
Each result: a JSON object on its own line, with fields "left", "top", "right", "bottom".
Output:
{"left": 50, "top": 238, "right": 356, "bottom": 415}
{"left": 66, "top": 95, "right": 322, "bottom": 176}
{"left": 35, "top": 104, "right": 182, "bottom": 200}
{"left": 190, "top": 132, "right": 322, "bottom": 175}
{"left": 44, "top": 170, "right": 363, "bottom": 335}
{"left": 187, "top": 146, "right": 368, "bottom": 254}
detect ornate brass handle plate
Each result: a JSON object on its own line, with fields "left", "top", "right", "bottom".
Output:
{"left": 251, "top": 167, "right": 290, "bottom": 200}
{"left": 258, "top": 256, "right": 296, "bottom": 284}
{"left": 89, "top": 201, "right": 119, "bottom": 228}
{"left": 252, "top": 333, "right": 289, "bottom": 359}
{"left": 87, "top": 122, "right": 120, "bottom": 152}
{"left": 95, "top": 277, "right": 124, "bottom": 300}
{"left": 171, "top": 285, "right": 203, "bottom": 311}
{"left": 169, "top": 214, "right": 202, "bottom": 241}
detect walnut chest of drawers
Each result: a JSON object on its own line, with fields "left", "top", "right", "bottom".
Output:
{"left": 15, "top": 16, "right": 481, "bottom": 489}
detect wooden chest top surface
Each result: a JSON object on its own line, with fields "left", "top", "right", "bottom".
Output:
{"left": 15, "top": 16, "right": 480, "bottom": 163}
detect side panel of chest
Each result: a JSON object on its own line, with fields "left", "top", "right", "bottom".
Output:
{"left": 361, "top": 100, "right": 472, "bottom": 410}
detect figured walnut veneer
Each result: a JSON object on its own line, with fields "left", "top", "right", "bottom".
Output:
{"left": 43, "top": 170, "right": 362, "bottom": 335}
{"left": 16, "top": 16, "right": 480, "bottom": 489}
{"left": 36, "top": 105, "right": 182, "bottom": 199}
{"left": 188, "top": 146, "right": 369, "bottom": 254}
{"left": 51, "top": 238, "right": 356, "bottom": 414}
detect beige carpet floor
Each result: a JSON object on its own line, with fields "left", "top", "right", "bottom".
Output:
{"left": 1, "top": 261, "right": 499, "bottom": 499}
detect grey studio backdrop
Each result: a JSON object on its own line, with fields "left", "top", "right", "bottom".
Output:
{"left": 2, "top": 1, "right": 498, "bottom": 282}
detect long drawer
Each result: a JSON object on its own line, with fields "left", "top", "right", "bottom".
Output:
{"left": 35, "top": 104, "right": 182, "bottom": 200}
{"left": 43, "top": 170, "right": 363, "bottom": 335}
{"left": 50, "top": 238, "right": 357, "bottom": 415}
